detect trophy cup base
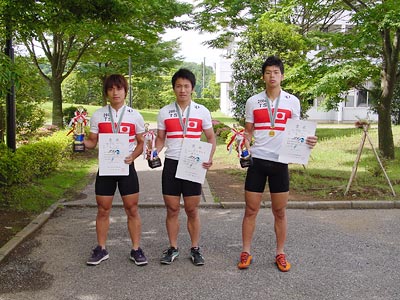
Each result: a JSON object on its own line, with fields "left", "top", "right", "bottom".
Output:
{"left": 73, "top": 143, "right": 85, "bottom": 153}
{"left": 148, "top": 157, "right": 162, "bottom": 169}
{"left": 240, "top": 156, "right": 253, "bottom": 168}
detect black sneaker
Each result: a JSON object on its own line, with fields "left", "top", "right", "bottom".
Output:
{"left": 87, "top": 245, "right": 109, "bottom": 266}
{"left": 130, "top": 247, "right": 148, "bottom": 266}
{"left": 160, "top": 247, "right": 179, "bottom": 264}
{"left": 190, "top": 247, "right": 205, "bottom": 266}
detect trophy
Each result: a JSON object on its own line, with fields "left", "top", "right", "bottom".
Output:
{"left": 67, "top": 106, "right": 88, "bottom": 152}
{"left": 227, "top": 126, "right": 253, "bottom": 168}
{"left": 143, "top": 123, "right": 162, "bottom": 169}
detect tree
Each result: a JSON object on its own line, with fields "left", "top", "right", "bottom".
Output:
{"left": 303, "top": 0, "right": 399, "bottom": 158}
{"left": 195, "top": 0, "right": 400, "bottom": 159}
{"left": 193, "top": 0, "right": 347, "bottom": 47}
{"left": 6, "top": 0, "right": 191, "bottom": 127}
{"left": 230, "top": 16, "right": 308, "bottom": 123}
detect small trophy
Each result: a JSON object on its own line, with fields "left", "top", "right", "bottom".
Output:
{"left": 68, "top": 106, "right": 88, "bottom": 152}
{"left": 143, "top": 123, "right": 162, "bottom": 169}
{"left": 239, "top": 148, "right": 253, "bottom": 168}
{"left": 227, "top": 126, "right": 253, "bottom": 168}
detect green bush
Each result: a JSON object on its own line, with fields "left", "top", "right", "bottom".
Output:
{"left": 0, "top": 131, "right": 70, "bottom": 189}
{"left": 195, "top": 98, "right": 220, "bottom": 112}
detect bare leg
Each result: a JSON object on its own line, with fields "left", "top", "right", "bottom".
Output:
{"left": 241, "top": 191, "right": 263, "bottom": 253}
{"left": 95, "top": 196, "right": 113, "bottom": 248}
{"left": 270, "top": 192, "right": 289, "bottom": 254}
{"left": 183, "top": 195, "right": 201, "bottom": 248}
{"left": 122, "top": 193, "right": 141, "bottom": 249}
{"left": 163, "top": 195, "right": 181, "bottom": 248}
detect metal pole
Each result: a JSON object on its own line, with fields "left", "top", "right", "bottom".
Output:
{"left": 5, "top": 22, "right": 16, "bottom": 151}
{"left": 128, "top": 56, "right": 132, "bottom": 107}
{"left": 202, "top": 57, "right": 205, "bottom": 97}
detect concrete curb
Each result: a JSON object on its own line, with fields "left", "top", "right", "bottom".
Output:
{"left": 0, "top": 199, "right": 66, "bottom": 264}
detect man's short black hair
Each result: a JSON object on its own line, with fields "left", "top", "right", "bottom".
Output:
{"left": 262, "top": 56, "right": 284, "bottom": 75}
{"left": 103, "top": 74, "right": 128, "bottom": 97}
{"left": 172, "top": 68, "right": 196, "bottom": 89}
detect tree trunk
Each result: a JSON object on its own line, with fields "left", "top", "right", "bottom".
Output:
{"left": 377, "top": 96, "right": 394, "bottom": 159}
{"left": 50, "top": 78, "right": 64, "bottom": 128}
{"left": 0, "top": 105, "right": 5, "bottom": 143}
{"left": 378, "top": 69, "right": 395, "bottom": 159}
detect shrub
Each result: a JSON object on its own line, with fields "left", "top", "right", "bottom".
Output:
{"left": 0, "top": 131, "right": 70, "bottom": 208}
{"left": 195, "top": 98, "right": 220, "bottom": 112}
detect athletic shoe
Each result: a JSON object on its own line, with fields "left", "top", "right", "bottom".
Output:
{"left": 237, "top": 251, "right": 252, "bottom": 269}
{"left": 190, "top": 247, "right": 205, "bottom": 266}
{"left": 160, "top": 247, "right": 179, "bottom": 264}
{"left": 276, "top": 253, "right": 291, "bottom": 272}
{"left": 130, "top": 247, "right": 148, "bottom": 266}
{"left": 87, "top": 245, "right": 109, "bottom": 266}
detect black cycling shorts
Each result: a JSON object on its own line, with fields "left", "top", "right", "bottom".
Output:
{"left": 162, "top": 158, "right": 202, "bottom": 197}
{"left": 245, "top": 158, "right": 289, "bottom": 193}
{"left": 95, "top": 164, "right": 139, "bottom": 196}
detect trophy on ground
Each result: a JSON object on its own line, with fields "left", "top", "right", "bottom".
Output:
{"left": 143, "top": 123, "right": 162, "bottom": 169}
{"left": 227, "top": 126, "right": 253, "bottom": 168}
{"left": 67, "top": 106, "right": 88, "bottom": 152}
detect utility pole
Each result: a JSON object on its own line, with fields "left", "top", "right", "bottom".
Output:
{"left": 128, "top": 56, "right": 132, "bottom": 107}
{"left": 5, "top": 11, "right": 16, "bottom": 151}
{"left": 202, "top": 57, "right": 205, "bottom": 97}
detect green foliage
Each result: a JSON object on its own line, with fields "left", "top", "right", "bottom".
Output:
{"left": 195, "top": 98, "right": 219, "bottom": 112}
{"left": 62, "top": 71, "right": 89, "bottom": 104}
{"left": 0, "top": 131, "right": 70, "bottom": 187}
{"left": 63, "top": 106, "right": 82, "bottom": 126}
{"left": 5, "top": 0, "right": 192, "bottom": 127}
{"left": 230, "top": 17, "right": 308, "bottom": 122}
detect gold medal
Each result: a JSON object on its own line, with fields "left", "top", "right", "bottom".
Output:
{"left": 269, "top": 130, "right": 275, "bottom": 137}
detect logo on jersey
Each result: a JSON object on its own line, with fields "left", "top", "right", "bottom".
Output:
{"left": 187, "top": 120, "right": 198, "bottom": 129}
{"left": 120, "top": 126, "right": 130, "bottom": 133}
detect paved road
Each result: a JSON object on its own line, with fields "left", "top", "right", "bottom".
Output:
{"left": 1, "top": 207, "right": 400, "bottom": 300}
{"left": 1, "top": 148, "right": 400, "bottom": 299}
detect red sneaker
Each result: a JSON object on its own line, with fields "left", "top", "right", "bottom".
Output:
{"left": 275, "top": 253, "right": 291, "bottom": 272}
{"left": 238, "top": 251, "right": 253, "bottom": 269}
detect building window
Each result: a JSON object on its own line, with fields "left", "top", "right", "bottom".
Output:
{"left": 357, "top": 89, "right": 368, "bottom": 107}
{"left": 345, "top": 91, "right": 355, "bottom": 107}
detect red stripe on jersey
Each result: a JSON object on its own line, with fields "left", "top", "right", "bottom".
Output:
{"left": 253, "top": 108, "right": 292, "bottom": 125}
{"left": 98, "top": 122, "right": 136, "bottom": 136}
{"left": 254, "top": 126, "right": 285, "bottom": 131}
{"left": 165, "top": 118, "right": 203, "bottom": 133}
{"left": 167, "top": 134, "right": 202, "bottom": 139}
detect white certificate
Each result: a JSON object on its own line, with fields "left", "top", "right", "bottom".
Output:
{"left": 175, "top": 139, "right": 212, "bottom": 184}
{"left": 98, "top": 133, "right": 130, "bottom": 176}
{"left": 278, "top": 119, "right": 316, "bottom": 165}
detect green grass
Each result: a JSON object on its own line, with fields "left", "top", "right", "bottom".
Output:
{"left": 213, "top": 124, "right": 400, "bottom": 200}
{"left": 6, "top": 152, "right": 98, "bottom": 212}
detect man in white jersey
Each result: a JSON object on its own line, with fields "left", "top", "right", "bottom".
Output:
{"left": 237, "top": 56, "right": 318, "bottom": 271}
{"left": 154, "top": 68, "right": 216, "bottom": 266}
{"left": 84, "top": 74, "right": 148, "bottom": 266}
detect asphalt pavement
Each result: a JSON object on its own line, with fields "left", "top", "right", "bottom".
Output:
{"left": 1, "top": 152, "right": 400, "bottom": 300}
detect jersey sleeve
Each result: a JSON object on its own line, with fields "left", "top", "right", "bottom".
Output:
{"left": 157, "top": 107, "right": 166, "bottom": 131}
{"left": 135, "top": 111, "right": 145, "bottom": 134}
{"left": 89, "top": 110, "right": 100, "bottom": 134}
{"left": 245, "top": 97, "right": 254, "bottom": 124}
